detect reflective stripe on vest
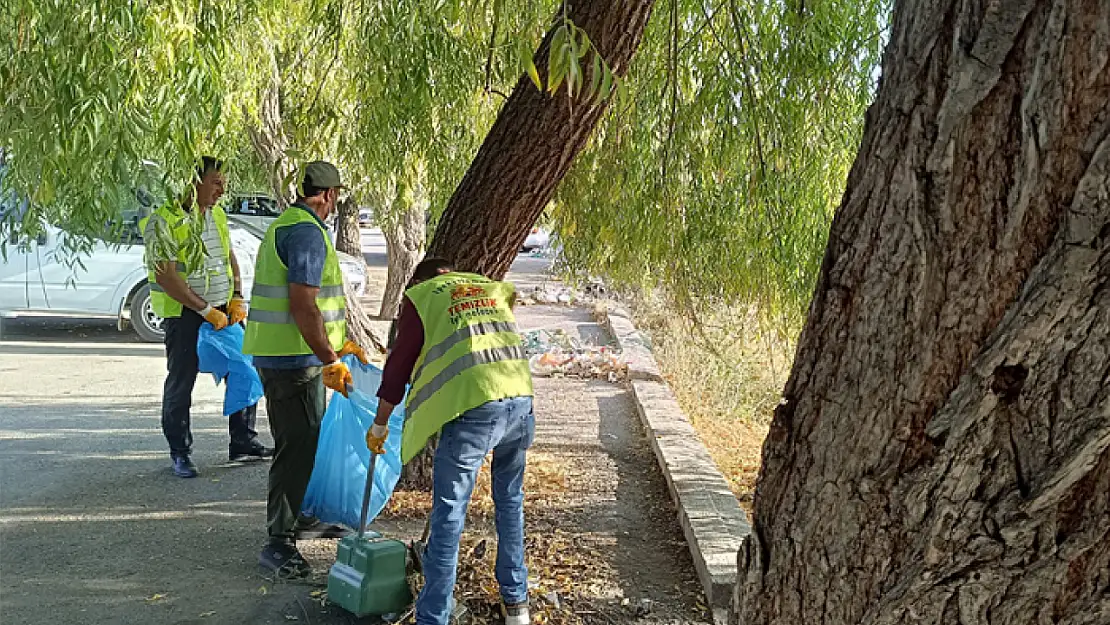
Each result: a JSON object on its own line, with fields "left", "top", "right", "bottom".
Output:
{"left": 241, "top": 206, "right": 347, "bottom": 356}
{"left": 400, "top": 273, "right": 533, "bottom": 463}
{"left": 139, "top": 204, "right": 232, "bottom": 318}
{"left": 411, "top": 320, "right": 519, "bottom": 384}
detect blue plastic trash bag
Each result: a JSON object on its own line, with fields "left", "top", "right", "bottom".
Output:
{"left": 301, "top": 355, "right": 406, "bottom": 530}
{"left": 196, "top": 323, "right": 264, "bottom": 417}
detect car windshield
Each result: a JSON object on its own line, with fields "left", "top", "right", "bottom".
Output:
{"left": 229, "top": 195, "right": 281, "bottom": 217}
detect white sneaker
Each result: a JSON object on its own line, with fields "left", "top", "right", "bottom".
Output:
{"left": 503, "top": 602, "right": 529, "bottom": 625}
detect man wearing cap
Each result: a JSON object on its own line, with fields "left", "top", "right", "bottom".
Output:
{"left": 369, "top": 257, "right": 535, "bottom": 625}
{"left": 243, "top": 161, "right": 371, "bottom": 577}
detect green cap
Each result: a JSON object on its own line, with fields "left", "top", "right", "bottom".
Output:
{"left": 302, "top": 161, "right": 346, "bottom": 190}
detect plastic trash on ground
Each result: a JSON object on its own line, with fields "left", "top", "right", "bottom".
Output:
{"left": 196, "top": 322, "right": 264, "bottom": 416}
{"left": 520, "top": 329, "right": 627, "bottom": 382}
{"left": 515, "top": 280, "right": 606, "bottom": 307}
{"left": 301, "top": 355, "right": 406, "bottom": 530}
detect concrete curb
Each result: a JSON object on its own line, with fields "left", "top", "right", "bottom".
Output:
{"left": 602, "top": 304, "right": 750, "bottom": 613}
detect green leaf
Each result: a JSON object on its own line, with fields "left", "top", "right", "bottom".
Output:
{"left": 587, "top": 53, "right": 602, "bottom": 103}
{"left": 526, "top": 57, "right": 542, "bottom": 92}
{"left": 576, "top": 28, "right": 591, "bottom": 59}
{"left": 547, "top": 26, "right": 569, "bottom": 94}
{"left": 597, "top": 64, "right": 613, "bottom": 105}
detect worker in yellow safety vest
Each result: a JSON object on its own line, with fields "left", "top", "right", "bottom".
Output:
{"left": 243, "top": 161, "right": 371, "bottom": 578}
{"left": 141, "top": 156, "right": 271, "bottom": 479}
{"left": 370, "top": 257, "right": 534, "bottom": 625}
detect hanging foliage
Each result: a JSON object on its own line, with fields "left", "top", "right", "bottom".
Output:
{"left": 555, "top": 0, "right": 889, "bottom": 331}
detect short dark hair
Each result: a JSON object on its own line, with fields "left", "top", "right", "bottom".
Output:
{"left": 196, "top": 156, "right": 223, "bottom": 181}
{"left": 298, "top": 184, "right": 328, "bottom": 200}
{"left": 409, "top": 257, "right": 454, "bottom": 287}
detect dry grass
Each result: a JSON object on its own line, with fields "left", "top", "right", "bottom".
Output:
{"left": 384, "top": 451, "right": 571, "bottom": 520}
{"left": 629, "top": 294, "right": 794, "bottom": 516}
{"left": 383, "top": 454, "right": 647, "bottom": 625}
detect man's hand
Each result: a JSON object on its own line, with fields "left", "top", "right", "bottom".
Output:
{"left": 338, "top": 340, "right": 370, "bottom": 365}
{"left": 199, "top": 305, "right": 229, "bottom": 330}
{"left": 227, "top": 296, "right": 248, "bottom": 325}
{"left": 322, "top": 360, "right": 353, "bottom": 397}
{"left": 365, "top": 423, "right": 388, "bottom": 454}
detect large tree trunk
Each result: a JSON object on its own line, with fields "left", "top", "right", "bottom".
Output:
{"left": 734, "top": 2, "right": 1110, "bottom": 624}
{"left": 427, "top": 0, "right": 657, "bottom": 278}
{"left": 343, "top": 279, "right": 384, "bottom": 356}
{"left": 246, "top": 62, "right": 294, "bottom": 208}
{"left": 334, "top": 196, "right": 361, "bottom": 258}
{"left": 333, "top": 196, "right": 384, "bottom": 353}
{"left": 379, "top": 184, "right": 427, "bottom": 319}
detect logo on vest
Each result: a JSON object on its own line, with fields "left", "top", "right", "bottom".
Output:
{"left": 448, "top": 284, "right": 500, "bottom": 323}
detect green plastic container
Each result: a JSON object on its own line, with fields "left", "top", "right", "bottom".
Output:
{"left": 328, "top": 533, "right": 412, "bottom": 617}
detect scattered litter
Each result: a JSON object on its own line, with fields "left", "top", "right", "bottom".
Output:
{"left": 520, "top": 329, "right": 627, "bottom": 382}
{"left": 543, "top": 591, "right": 562, "bottom": 610}
{"left": 470, "top": 539, "right": 488, "bottom": 561}
{"left": 199, "top": 611, "right": 216, "bottom": 618}
{"left": 146, "top": 593, "right": 168, "bottom": 603}
{"left": 516, "top": 281, "right": 607, "bottom": 307}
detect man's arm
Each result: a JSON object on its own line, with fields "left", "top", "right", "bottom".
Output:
{"left": 374, "top": 297, "right": 423, "bottom": 426}
{"left": 228, "top": 248, "right": 243, "bottom": 296}
{"left": 145, "top": 213, "right": 208, "bottom": 312}
{"left": 289, "top": 283, "right": 340, "bottom": 365}
{"left": 374, "top": 398, "right": 396, "bottom": 428}
{"left": 154, "top": 262, "right": 208, "bottom": 312}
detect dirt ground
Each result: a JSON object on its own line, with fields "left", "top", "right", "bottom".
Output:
{"left": 0, "top": 254, "right": 707, "bottom": 625}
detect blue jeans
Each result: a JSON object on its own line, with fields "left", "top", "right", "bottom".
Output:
{"left": 415, "top": 396, "right": 535, "bottom": 625}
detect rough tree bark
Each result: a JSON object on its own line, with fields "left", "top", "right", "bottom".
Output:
{"left": 246, "top": 63, "right": 294, "bottom": 208}
{"left": 332, "top": 196, "right": 385, "bottom": 354}
{"left": 733, "top": 2, "right": 1110, "bottom": 625}
{"left": 427, "top": 0, "right": 657, "bottom": 278}
{"left": 334, "top": 196, "right": 361, "bottom": 259}
{"left": 380, "top": 186, "right": 427, "bottom": 319}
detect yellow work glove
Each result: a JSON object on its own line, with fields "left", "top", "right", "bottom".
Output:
{"left": 365, "top": 423, "right": 388, "bottom": 454}
{"left": 227, "top": 296, "right": 248, "bottom": 325}
{"left": 338, "top": 340, "right": 370, "bottom": 365}
{"left": 322, "top": 360, "right": 353, "bottom": 397}
{"left": 199, "top": 305, "right": 228, "bottom": 331}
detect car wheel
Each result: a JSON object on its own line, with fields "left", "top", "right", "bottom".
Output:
{"left": 131, "top": 284, "right": 165, "bottom": 343}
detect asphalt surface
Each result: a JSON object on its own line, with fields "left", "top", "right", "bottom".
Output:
{"left": 0, "top": 240, "right": 700, "bottom": 624}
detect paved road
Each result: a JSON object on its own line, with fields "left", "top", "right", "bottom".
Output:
{"left": 0, "top": 240, "right": 704, "bottom": 624}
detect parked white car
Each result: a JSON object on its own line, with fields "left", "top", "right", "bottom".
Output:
{"left": 521, "top": 226, "right": 551, "bottom": 252}
{"left": 224, "top": 194, "right": 282, "bottom": 230}
{"left": 0, "top": 209, "right": 367, "bottom": 342}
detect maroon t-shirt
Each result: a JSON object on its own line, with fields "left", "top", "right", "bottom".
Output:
{"left": 377, "top": 296, "right": 423, "bottom": 405}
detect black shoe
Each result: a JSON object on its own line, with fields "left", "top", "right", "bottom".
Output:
{"left": 229, "top": 442, "right": 274, "bottom": 463}
{"left": 172, "top": 456, "right": 198, "bottom": 478}
{"left": 259, "top": 542, "right": 312, "bottom": 579}
{"left": 293, "top": 518, "right": 352, "bottom": 541}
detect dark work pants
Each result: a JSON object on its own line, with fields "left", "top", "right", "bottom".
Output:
{"left": 257, "top": 366, "right": 325, "bottom": 544}
{"left": 162, "top": 308, "right": 258, "bottom": 458}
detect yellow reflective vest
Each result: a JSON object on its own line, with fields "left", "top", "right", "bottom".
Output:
{"left": 400, "top": 272, "right": 533, "bottom": 463}
{"left": 139, "top": 203, "right": 232, "bottom": 318}
{"left": 242, "top": 206, "right": 347, "bottom": 356}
